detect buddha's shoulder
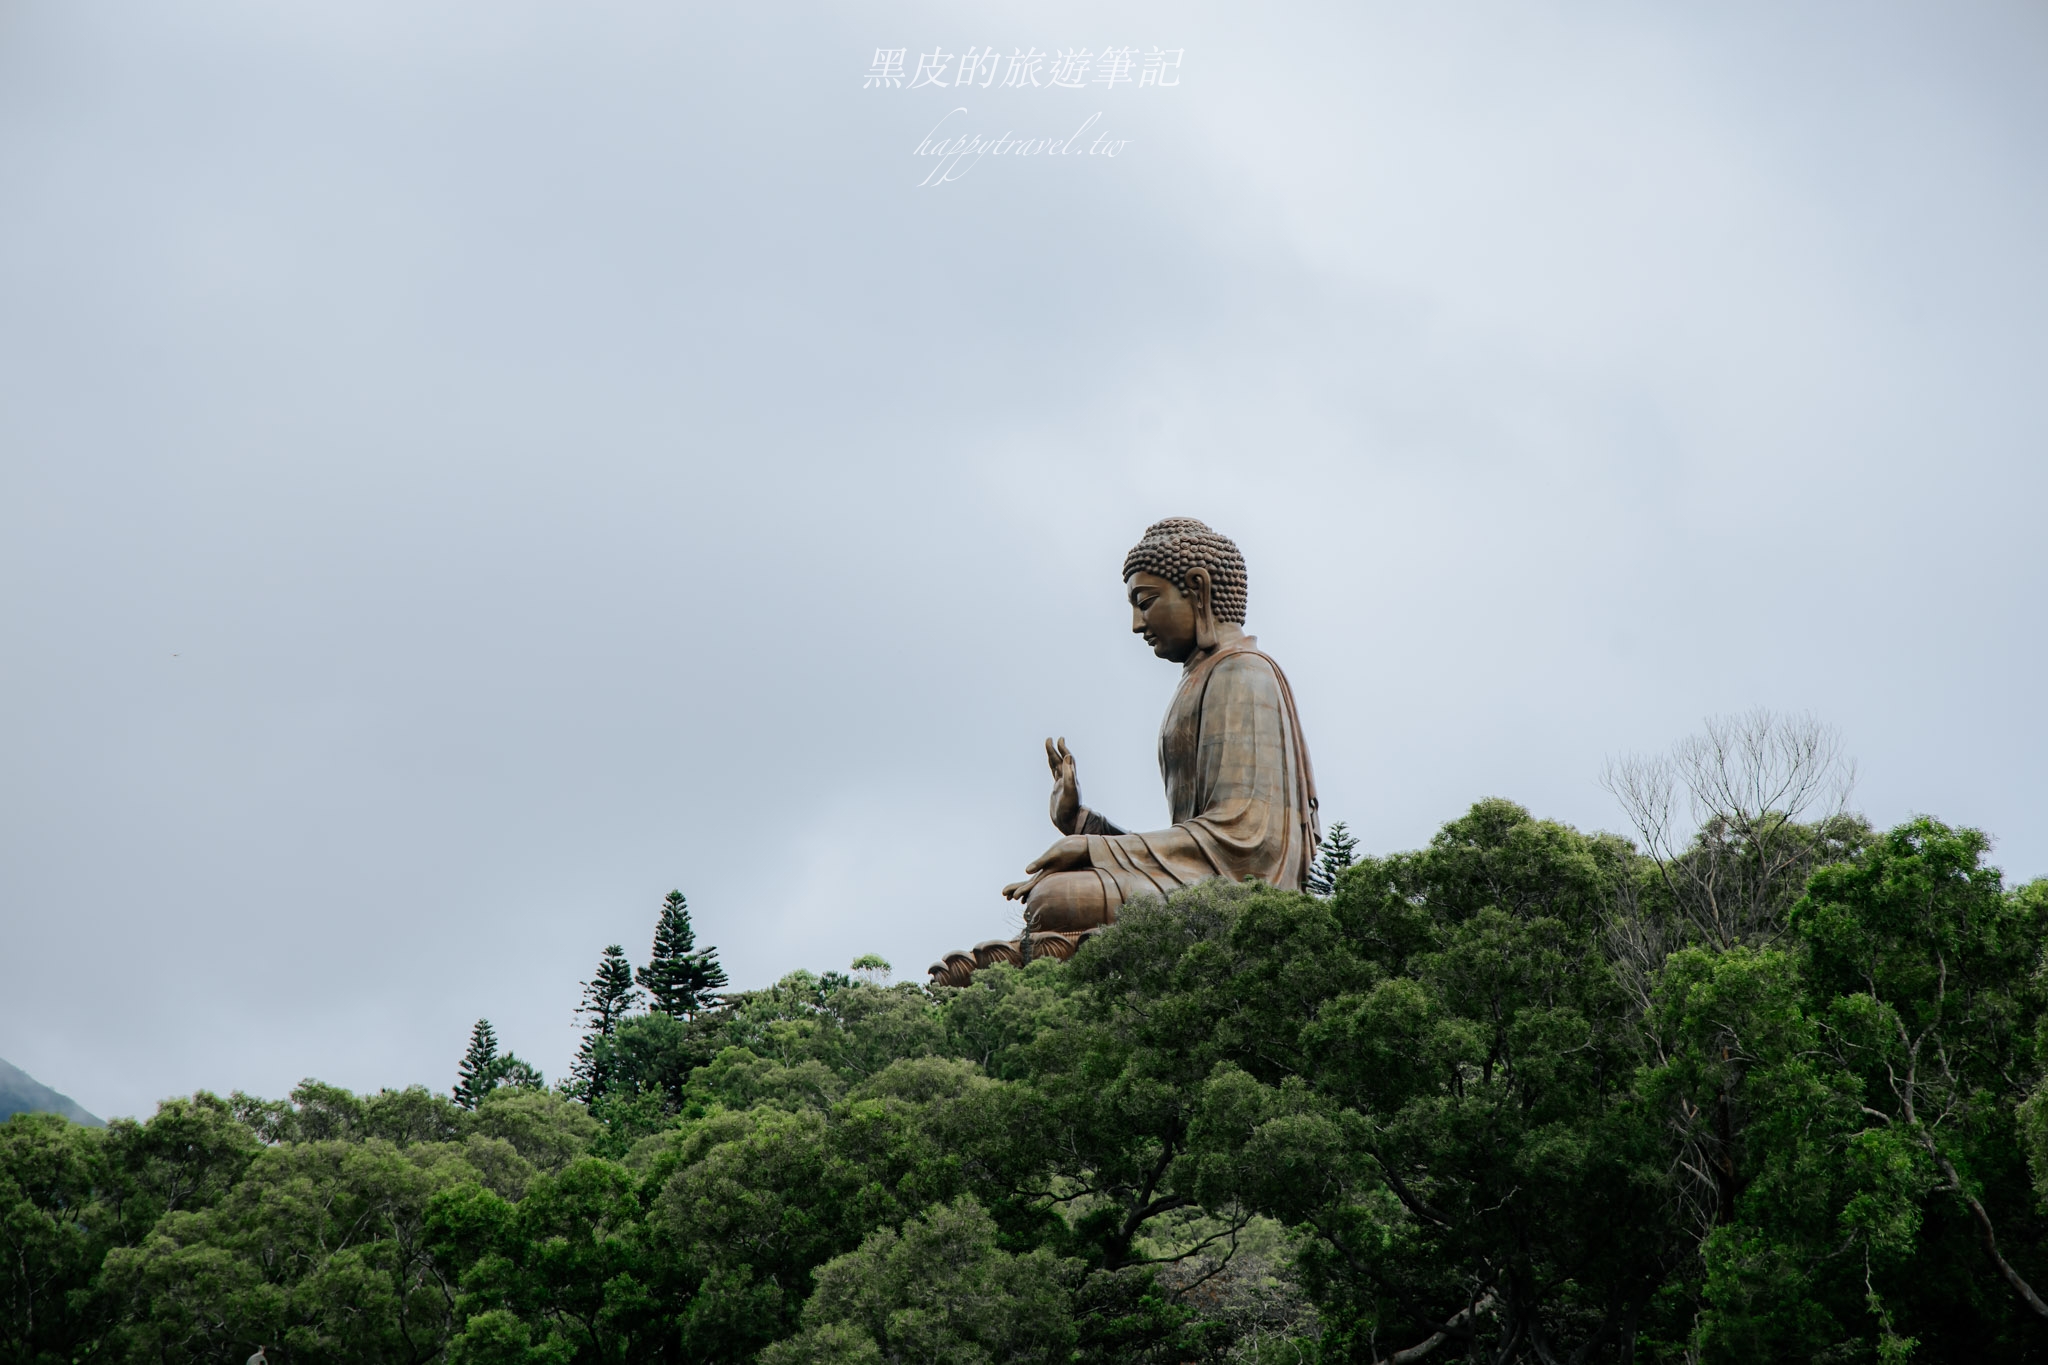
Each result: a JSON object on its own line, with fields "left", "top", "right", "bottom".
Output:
{"left": 1208, "top": 647, "right": 1285, "bottom": 688}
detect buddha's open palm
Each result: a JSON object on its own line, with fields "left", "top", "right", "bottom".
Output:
{"left": 1047, "top": 736, "right": 1082, "bottom": 834}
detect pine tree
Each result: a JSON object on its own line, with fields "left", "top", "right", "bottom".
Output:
{"left": 454, "top": 1018, "right": 499, "bottom": 1109}
{"left": 569, "top": 944, "right": 642, "bottom": 1100}
{"left": 579, "top": 945, "right": 643, "bottom": 1034}
{"left": 638, "top": 890, "right": 729, "bottom": 1017}
{"left": 1308, "top": 820, "right": 1360, "bottom": 896}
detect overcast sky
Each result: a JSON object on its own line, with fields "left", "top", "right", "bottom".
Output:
{"left": 3, "top": 0, "right": 2044, "bottom": 1121}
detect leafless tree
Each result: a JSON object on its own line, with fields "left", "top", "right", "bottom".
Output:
{"left": 1603, "top": 710, "right": 1863, "bottom": 1261}
{"left": 1603, "top": 708, "right": 1859, "bottom": 955}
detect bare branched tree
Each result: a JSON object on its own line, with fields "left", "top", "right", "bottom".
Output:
{"left": 1603, "top": 708, "right": 1858, "bottom": 954}
{"left": 1604, "top": 710, "right": 1864, "bottom": 1259}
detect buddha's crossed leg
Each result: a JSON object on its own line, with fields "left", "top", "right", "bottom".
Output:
{"left": 1021, "top": 870, "right": 1119, "bottom": 934}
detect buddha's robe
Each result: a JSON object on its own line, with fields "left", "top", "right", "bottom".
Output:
{"left": 1068, "top": 637, "right": 1319, "bottom": 905}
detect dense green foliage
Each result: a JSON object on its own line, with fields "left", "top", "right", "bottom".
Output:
{"left": 8, "top": 802, "right": 2048, "bottom": 1363}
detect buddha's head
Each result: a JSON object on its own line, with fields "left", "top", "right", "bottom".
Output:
{"left": 1122, "top": 518, "right": 1248, "bottom": 663}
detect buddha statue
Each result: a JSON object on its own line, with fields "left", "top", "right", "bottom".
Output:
{"left": 930, "top": 518, "right": 1319, "bottom": 986}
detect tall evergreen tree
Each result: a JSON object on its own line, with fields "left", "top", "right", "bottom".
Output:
{"left": 638, "top": 890, "right": 728, "bottom": 1017}
{"left": 579, "top": 945, "right": 643, "bottom": 1034}
{"left": 1306, "top": 819, "right": 1359, "bottom": 896}
{"left": 569, "top": 945, "right": 642, "bottom": 1100}
{"left": 453, "top": 1018, "right": 499, "bottom": 1109}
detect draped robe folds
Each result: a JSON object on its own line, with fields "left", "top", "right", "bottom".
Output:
{"left": 1066, "top": 637, "right": 1319, "bottom": 906}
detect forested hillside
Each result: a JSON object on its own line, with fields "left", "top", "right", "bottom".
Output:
{"left": 7, "top": 786, "right": 2048, "bottom": 1362}
{"left": 0, "top": 1057, "right": 100, "bottom": 1128}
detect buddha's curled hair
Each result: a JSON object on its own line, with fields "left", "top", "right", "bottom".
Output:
{"left": 1121, "top": 518, "right": 1249, "bottom": 624}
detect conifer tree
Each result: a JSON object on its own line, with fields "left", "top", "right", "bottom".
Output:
{"left": 454, "top": 1018, "right": 499, "bottom": 1109}
{"left": 1307, "top": 820, "right": 1359, "bottom": 896}
{"left": 638, "top": 890, "right": 729, "bottom": 1017}
{"left": 579, "top": 945, "right": 643, "bottom": 1034}
{"left": 569, "top": 944, "right": 642, "bottom": 1100}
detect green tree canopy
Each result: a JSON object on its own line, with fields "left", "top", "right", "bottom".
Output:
{"left": 13, "top": 798, "right": 2048, "bottom": 1364}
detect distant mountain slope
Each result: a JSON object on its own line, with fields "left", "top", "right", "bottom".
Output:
{"left": 0, "top": 1055, "right": 103, "bottom": 1126}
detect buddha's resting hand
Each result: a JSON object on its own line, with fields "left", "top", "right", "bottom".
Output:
{"left": 1046, "top": 737, "right": 1082, "bottom": 834}
{"left": 1003, "top": 835, "right": 1090, "bottom": 900}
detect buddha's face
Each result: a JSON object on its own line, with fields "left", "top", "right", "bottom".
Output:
{"left": 1127, "top": 570, "right": 1200, "bottom": 662}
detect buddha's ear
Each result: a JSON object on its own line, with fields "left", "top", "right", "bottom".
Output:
{"left": 1186, "top": 567, "right": 1219, "bottom": 650}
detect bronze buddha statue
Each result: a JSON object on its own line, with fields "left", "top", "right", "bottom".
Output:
{"left": 931, "top": 518, "right": 1319, "bottom": 986}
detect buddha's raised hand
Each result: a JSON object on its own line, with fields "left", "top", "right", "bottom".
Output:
{"left": 1047, "top": 736, "right": 1082, "bottom": 834}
